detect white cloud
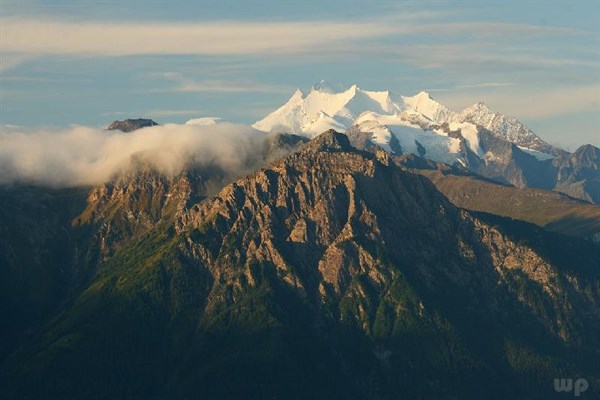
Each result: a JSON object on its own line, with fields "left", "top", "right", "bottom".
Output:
{"left": 171, "top": 79, "right": 290, "bottom": 94}
{"left": 0, "top": 123, "right": 266, "bottom": 187}
{"left": 146, "top": 72, "right": 292, "bottom": 93}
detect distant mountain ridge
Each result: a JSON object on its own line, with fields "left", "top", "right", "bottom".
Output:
{"left": 456, "top": 101, "right": 561, "bottom": 156}
{"left": 253, "top": 82, "right": 560, "bottom": 154}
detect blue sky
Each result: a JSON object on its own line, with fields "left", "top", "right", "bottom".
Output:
{"left": 1, "top": 0, "right": 598, "bottom": 149}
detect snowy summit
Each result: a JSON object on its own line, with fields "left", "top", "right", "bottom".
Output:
{"left": 253, "top": 82, "right": 562, "bottom": 157}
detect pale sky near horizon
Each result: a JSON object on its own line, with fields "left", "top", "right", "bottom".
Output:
{"left": 1, "top": 0, "right": 598, "bottom": 150}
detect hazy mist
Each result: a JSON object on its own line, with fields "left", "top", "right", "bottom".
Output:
{"left": 0, "top": 123, "right": 266, "bottom": 187}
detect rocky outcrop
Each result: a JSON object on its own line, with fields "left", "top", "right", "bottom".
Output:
{"left": 552, "top": 144, "right": 600, "bottom": 203}
{"left": 71, "top": 133, "right": 309, "bottom": 261}
{"left": 107, "top": 118, "right": 159, "bottom": 132}
{"left": 456, "top": 102, "right": 564, "bottom": 156}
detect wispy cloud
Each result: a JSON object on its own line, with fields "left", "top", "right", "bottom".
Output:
{"left": 0, "top": 17, "right": 403, "bottom": 57}
{"left": 365, "top": 43, "right": 597, "bottom": 70}
{"left": 155, "top": 72, "right": 291, "bottom": 93}
{"left": 0, "top": 52, "right": 37, "bottom": 72}
{"left": 457, "top": 82, "right": 515, "bottom": 89}
{"left": 425, "top": 82, "right": 515, "bottom": 93}
{"left": 0, "top": 75, "right": 93, "bottom": 83}
{"left": 173, "top": 80, "right": 291, "bottom": 94}
{"left": 0, "top": 16, "right": 591, "bottom": 71}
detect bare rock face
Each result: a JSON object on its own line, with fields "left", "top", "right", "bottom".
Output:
{"left": 73, "top": 167, "right": 204, "bottom": 260}
{"left": 179, "top": 130, "right": 600, "bottom": 343}
{"left": 456, "top": 101, "right": 564, "bottom": 156}
{"left": 553, "top": 144, "right": 600, "bottom": 203}
{"left": 107, "top": 118, "right": 158, "bottom": 132}
{"left": 71, "top": 132, "right": 309, "bottom": 261}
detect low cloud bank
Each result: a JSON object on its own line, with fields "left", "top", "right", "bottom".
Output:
{"left": 0, "top": 123, "right": 266, "bottom": 187}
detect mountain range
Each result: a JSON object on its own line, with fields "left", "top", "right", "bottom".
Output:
{"left": 1, "top": 83, "right": 600, "bottom": 399}
{"left": 254, "top": 82, "right": 598, "bottom": 203}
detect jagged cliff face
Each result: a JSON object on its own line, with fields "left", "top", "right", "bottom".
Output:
{"left": 72, "top": 132, "right": 310, "bottom": 260}
{"left": 467, "top": 128, "right": 557, "bottom": 188}
{"left": 4, "top": 131, "right": 599, "bottom": 399}
{"left": 456, "top": 102, "right": 563, "bottom": 156}
{"left": 553, "top": 144, "right": 600, "bottom": 203}
{"left": 73, "top": 164, "right": 225, "bottom": 260}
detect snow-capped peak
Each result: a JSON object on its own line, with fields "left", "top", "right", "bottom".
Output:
{"left": 462, "top": 101, "right": 491, "bottom": 114}
{"left": 253, "top": 81, "right": 405, "bottom": 136}
{"left": 455, "top": 102, "right": 562, "bottom": 155}
{"left": 401, "top": 91, "right": 454, "bottom": 123}
{"left": 289, "top": 88, "right": 304, "bottom": 101}
{"left": 411, "top": 91, "right": 433, "bottom": 101}
{"left": 253, "top": 82, "right": 560, "bottom": 158}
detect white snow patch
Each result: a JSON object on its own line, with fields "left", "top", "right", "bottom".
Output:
{"left": 355, "top": 111, "right": 415, "bottom": 128}
{"left": 302, "top": 111, "right": 346, "bottom": 135}
{"left": 517, "top": 146, "right": 556, "bottom": 160}
{"left": 383, "top": 123, "right": 463, "bottom": 165}
{"left": 449, "top": 121, "right": 483, "bottom": 157}
{"left": 357, "top": 120, "right": 394, "bottom": 153}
